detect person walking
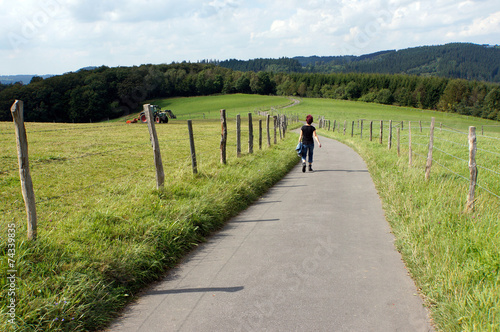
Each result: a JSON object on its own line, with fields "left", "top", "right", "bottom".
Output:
{"left": 298, "top": 114, "right": 321, "bottom": 172}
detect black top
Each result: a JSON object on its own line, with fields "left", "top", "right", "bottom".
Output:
{"left": 301, "top": 125, "right": 316, "bottom": 145}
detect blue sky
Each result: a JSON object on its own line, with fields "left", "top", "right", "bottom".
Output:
{"left": 1, "top": 0, "right": 499, "bottom": 75}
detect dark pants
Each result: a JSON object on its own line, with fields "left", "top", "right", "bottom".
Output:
{"left": 301, "top": 143, "right": 314, "bottom": 163}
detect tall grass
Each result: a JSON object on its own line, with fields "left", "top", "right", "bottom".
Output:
{"left": 307, "top": 98, "right": 500, "bottom": 331}
{"left": 0, "top": 97, "right": 299, "bottom": 331}
{"left": 2, "top": 95, "right": 498, "bottom": 331}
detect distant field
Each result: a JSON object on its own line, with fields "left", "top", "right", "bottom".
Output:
{"left": 291, "top": 97, "right": 500, "bottom": 133}
{"left": 119, "top": 94, "right": 294, "bottom": 122}
{"left": 0, "top": 94, "right": 300, "bottom": 331}
{"left": 1, "top": 94, "right": 499, "bottom": 331}
{"left": 302, "top": 97, "right": 500, "bottom": 331}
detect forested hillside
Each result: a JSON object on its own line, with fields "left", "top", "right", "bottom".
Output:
{"left": 213, "top": 57, "right": 303, "bottom": 73}
{"left": 215, "top": 43, "right": 500, "bottom": 83}
{"left": 298, "top": 43, "right": 500, "bottom": 82}
{"left": 1, "top": 61, "right": 499, "bottom": 123}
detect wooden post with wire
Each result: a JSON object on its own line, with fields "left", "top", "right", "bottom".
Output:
{"left": 236, "top": 114, "right": 241, "bottom": 157}
{"left": 379, "top": 120, "right": 383, "bottom": 144}
{"left": 273, "top": 116, "right": 278, "bottom": 144}
{"left": 466, "top": 126, "right": 477, "bottom": 212}
{"left": 266, "top": 114, "right": 271, "bottom": 147}
{"left": 248, "top": 113, "right": 254, "bottom": 154}
{"left": 388, "top": 120, "right": 392, "bottom": 150}
{"left": 259, "top": 119, "right": 263, "bottom": 150}
{"left": 220, "top": 109, "right": 227, "bottom": 164}
{"left": 11, "top": 100, "right": 37, "bottom": 240}
{"left": 187, "top": 120, "right": 197, "bottom": 175}
{"left": 144, "top": 104, "right": 165, "bottom": 189}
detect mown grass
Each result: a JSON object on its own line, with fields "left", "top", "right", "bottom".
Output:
{"left": 0, "top": 95, "right": 299, "bottom": 331}
{"left": 119, "top": 93, "right": 294, "bottom": 122}
{"left": 303, "top": 98, "right": 500, "bottom": 331}
{"left": 2, "top": 95, "right": 499, "bottom": 331}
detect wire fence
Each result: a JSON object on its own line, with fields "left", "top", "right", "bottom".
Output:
{"left": 1, "top": 105, "right": 294, "bottom": 240}
{"left": 317, "top": 117, "right": 500, "bottom": 205}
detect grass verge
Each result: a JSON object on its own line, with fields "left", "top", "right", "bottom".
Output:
{"left": 318, "top": 126, "right": 499, "bottom": 332}
{"left": 0, "top": 116, "right": 300, "bottom": 331}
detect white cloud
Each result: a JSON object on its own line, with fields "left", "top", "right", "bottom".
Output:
{"left": 1, "top": 0, "right": 499, "bottom": 75}
{"left": 449, "top": 11, "right": 500, "bottom": 37}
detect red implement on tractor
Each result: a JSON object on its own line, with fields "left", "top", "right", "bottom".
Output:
{"left": 127, "top": 105, "right": 174, "bottom": 124}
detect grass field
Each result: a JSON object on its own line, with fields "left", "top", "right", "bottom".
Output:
{"left": 292, "top": 98, "right": 500, "bottom": 331}
{"left": 1, "top": 95, "right": 499, "bottom": 331}
{"left": 0, "top": 94, "right": 298, "bottom": 331}
{"left": 120, "top": 93, "right": 295, "bottom": 122}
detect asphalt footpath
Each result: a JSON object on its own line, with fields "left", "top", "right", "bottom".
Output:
{"left": 108, "top": 134, "right": 434, "bottom": 332}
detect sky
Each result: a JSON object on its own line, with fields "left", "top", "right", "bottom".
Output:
{"left": 1, "top": 0, "right": 499, "bottom": 75}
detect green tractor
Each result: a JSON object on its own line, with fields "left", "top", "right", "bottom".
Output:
{"left": 138, "top": 105, "right": 173, "bottom": 124}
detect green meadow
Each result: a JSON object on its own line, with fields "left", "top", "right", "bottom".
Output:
{"left": 1, "top": 94, "right": 499, "bottom": 331}
{"left": 290, "top": 98, "right": 500, "bottom": 331}
{"left": 0, "top": 94, "right": 297, "bottom": 331}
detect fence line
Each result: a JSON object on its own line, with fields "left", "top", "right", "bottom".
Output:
{"left": 4, "top": 101, "right": 295, "bottom": 240}
{"left": 433, "top": 146, "right": 469, "bottom": 163}
{"left": 319, "top": 116, "right": 500, "bottom": 211}
{"left": 478, "top": 134, "right": 500, "bottom": 141}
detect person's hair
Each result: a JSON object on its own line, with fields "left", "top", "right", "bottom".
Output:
{"left": 306, "top": 114, "right": 313, "bottom": 125}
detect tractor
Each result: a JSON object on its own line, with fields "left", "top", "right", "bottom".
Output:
{"left": 137, "top": 105, "right": 172, "bottom": 124}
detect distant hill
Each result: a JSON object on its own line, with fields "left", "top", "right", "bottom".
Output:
{"left": 297, "top": 43, "right": 500, "bottom": 82}
{"left": 0, "top": 74, "right": 53, "bottom": 85}
{"left": 216, "top": 43, "right": 500, "bottom": 82}
{"left": 0, "top": 67, "right": 98, "bottom": 85}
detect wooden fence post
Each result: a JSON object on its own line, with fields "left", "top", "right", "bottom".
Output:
{"left": 273, "top": 116, "right": 278, "bottom": 144}
{"left": 266, "top": 115, "right": 271, "bottom": 147}
{"left": 425, "top": 117, "right": 435, "bottom": 180}
{"left": 11, "top": 100, "right": 37, "bottom": 241}
{"left": 187, "top": 120, "right": 197, "bottom": 174}
{"left": 236, "top": 114, "right": 241, "bottom": 157}
{"left": 360, "top": 120, "right": 363, "bottom": 139}
{"left": 409, "top": 121, "right": 413, "bottom": 166}
{"left": 343, "top": 120, "right": 347, "bottom": 135}
{"left": 259, "top": 119, "right": 263, "bottom": 150}
{"left": 466, "top": 126, "right": 477, "bottom": 211}
{"left": 379, "top": 120, "right": 383, "bottom": 144}
{"left": 282, "top": 115, "right": 286, "bottom": 138}
{"left": 351, "top": 121, "right": 354, "bottom": 137}
{"left": 144, "top": 104, "right": 165, "bottom": 189}
{"left": 220, "top": 109, "right": 227, "bottom": 164}
{"left": 248, "top": 113, "right": 254, "bottom": 154}
{"left": 333, "top": 120, "right": 336, "bottom": 132}
{"left": 388, "top": 120, "right": 392, "bottom": 150}
{"left": 370, "top": 121, "right": 373, "bottom": 141}
{"left": 278, "top": 115, "right": 282, "bottom": 140}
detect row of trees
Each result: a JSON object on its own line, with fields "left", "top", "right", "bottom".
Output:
{"left": 1, "top": 62, "right": 499, "bottom": 123}
{"left": 214, "top": 44, "right": 500, "bottom": 83}
{"left": 297, "top": 43, "right": 500, "bottom": 83}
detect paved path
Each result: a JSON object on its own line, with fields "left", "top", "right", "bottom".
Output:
{"left": 108, "top": 134, "right": 433, "bottom": 332}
